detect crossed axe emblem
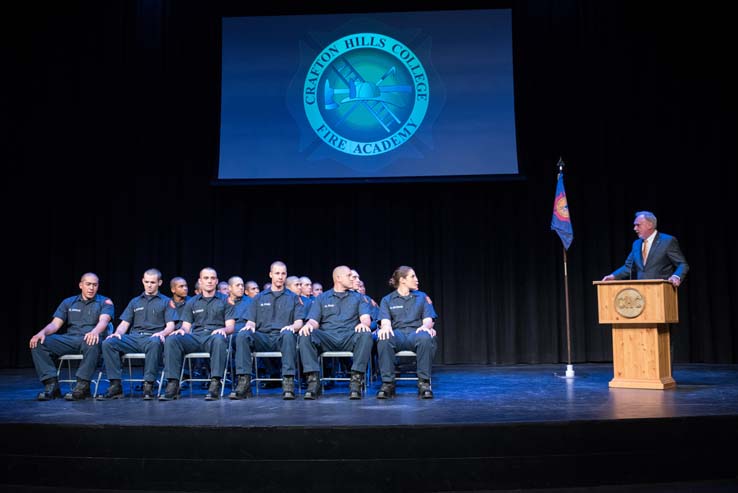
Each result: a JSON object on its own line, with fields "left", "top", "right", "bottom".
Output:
{"left": 324, "top": 65, "right": 412, "bottom": 133}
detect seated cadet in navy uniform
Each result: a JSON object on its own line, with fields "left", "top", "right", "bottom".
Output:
{"left": 231, "top": 261, "right": 303, "bottom": 400}
{"left": 298, "top": 265, "right": 373, "bottom": 400}
{"left": 376, "top": 266, "right": 438, "bottom": 399}
{"left": 159, "top": 267, "right": 236, "bottom": 401}
{"left": 29, "top": 272, "right": 115, "bottom": 401}
{"left": 357, "top": 280, "right": 380, "bottom": 379}
{"left": 357, "top": 280, "right": 379, "bottom": 332}
{"left": 227, "top": 276, "right": 253, "bottom": 332}
{"left": 311, "top": 282, "right": 323, "bottom": 297}
{"left": 225, "top": 275, "right": 252, "bottom": 374}
{"left": 285, "top": 276, "right": 301, "bottom": 296}
{"left": 245, "top": 280, "right": 260, "bottom": 299}
{"left": 98, "top": 268, "right": 175, "bottom": 400}
{"left": 299, "top": 276, "right": 314, "bottom": 316}
{"left": 217, "top": 281, "right": 230, "bottom": 296}
{"left": 167, "top": 276, "right": 192, "bottom": 330}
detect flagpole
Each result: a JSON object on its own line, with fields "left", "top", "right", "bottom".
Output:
{"left": 556, "top": 157, "right": 575, "bottom": 378}
{"left": 562, "top": 245, "right": 574, "bottom": 377}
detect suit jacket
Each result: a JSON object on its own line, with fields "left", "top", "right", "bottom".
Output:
{"left": 611, "top": 232, "right": 689, "bottom": 281}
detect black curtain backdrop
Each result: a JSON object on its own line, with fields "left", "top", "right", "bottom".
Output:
{"left": 3, "top": 0, "right": 736, "bottom": 368}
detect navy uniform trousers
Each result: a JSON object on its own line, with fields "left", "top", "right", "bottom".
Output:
{"left": 234, "top": 329, "right": 297, "bottom": 377}
{"left": 102, "top": 333, "right": 163, "bottom": 382}
{"left": 31, "top": 334, "right": 101, "bottom": 382}
{"left": 377, "top": 328, "right": 435, "bottom": 382}
{"left": 163, "top": 331, "right": 229, "bottom": 380}
{"left": 299, "top": 329, "right": 373, "bottom": 375}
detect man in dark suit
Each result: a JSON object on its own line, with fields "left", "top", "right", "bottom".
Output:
{"left": 602, "top": 210, "right": 689, "bottom": 286}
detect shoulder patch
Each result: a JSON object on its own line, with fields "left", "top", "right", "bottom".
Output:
{"left": 169, "top": 300, "right": 176, "bottom": 309}
{"left": 425, "top": 296, "right": 433, "bottom": 305}
{"left": 104, "top": 299, "right": 113, "bottom": 305}
{"left": 298, "top": 297, "right": 304, "bottom": 305}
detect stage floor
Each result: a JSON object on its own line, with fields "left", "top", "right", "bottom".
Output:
{"left": 1, "top": 363, "right": 737, "bottom": 428}
{"left": 2, "top": 363, "right": 737, "bottom": 492}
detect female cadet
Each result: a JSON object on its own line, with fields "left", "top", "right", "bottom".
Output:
{"left": 375, "top": 266, "right": 437, "bottom": 399}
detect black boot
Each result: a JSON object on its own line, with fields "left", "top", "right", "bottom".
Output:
{"left": 228, "top": 375, "right": 252, "bottom": 400}
{"left": 205, "top": 377, "right": 222, "bottom": 400}
{"left": 349, "top": 371, "right": 364, "bottom": 400}
{"left": 376, "top": 381, "right": 396, "bottom": 399}
{"left": 37, "top": 377, "right": 61, "bottom": 401}
{"left": 418, "top": 379, "right": 433, "bottom": 399}
{"left": 97, "top": 379, "right": 123, "bottom": 400}
{"left": 303, "top": 372, "right": 320, "bottom": 400}
{"left": 282, "top": 376, "right": 296, "bottom": 400}
{"left": 159, "top": 379, "right": 180, "bottom": 401}
{"left": 64, "top": 379, "right": 91, "bottom": 401}
{"left": 142, "top": 381, "right": 155, "bottom": 400}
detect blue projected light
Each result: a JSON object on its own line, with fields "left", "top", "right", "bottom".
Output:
{"left": 219, "top": 9, "right": 518, "bottom": 182}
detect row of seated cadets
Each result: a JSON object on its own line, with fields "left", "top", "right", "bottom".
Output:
{"left": 29, "top": 263, "right": 438, "bottom": 402}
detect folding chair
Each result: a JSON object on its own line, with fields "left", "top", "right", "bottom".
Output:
{"left": 179, "top": 335, "right": 233, "bottom": 397}
{"left": 395, "top": 350, "right": 420, "bottom": 382}
{"left": 56, "top": 323, "right": 112, "bottom": 398}
{"left": 57, "top": 354, "right": 103, "bottom": 398}
{"left": 252, "top": 351, "right": 297, "bottom": 396}
{"left": 121, "top": 353, "right": 165, "bottom": 396}
{"left": 319, "top": 351, "right": 370, "bottom": 392}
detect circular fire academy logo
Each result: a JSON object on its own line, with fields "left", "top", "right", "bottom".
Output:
{"left": 303, "top": 33, "right": 429, "bottom": 156}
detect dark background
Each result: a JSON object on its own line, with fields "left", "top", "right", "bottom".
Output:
{"left": 3, "top": 0, "right": 736, "bottom": 368}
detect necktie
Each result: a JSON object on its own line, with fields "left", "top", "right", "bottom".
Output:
{"left": 642, "top": 240, "right": 649, "bottom": 265}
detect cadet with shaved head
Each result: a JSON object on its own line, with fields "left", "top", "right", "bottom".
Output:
{"left": 167, "top": 277, "right": 191, "bottom": 330}
{"left": 99, "top": 268, "right": 175, "bottom": 400}
{"left": 245, "top": 280, "right": 260, "bottom": 299}
{"left": 30, "top": 273, "right": 114, "bottom": 401}
{"left": 231, "top": 261, "right": 304, "bottom": 400}
{"left": 159, "top": 267, "right": 236, "bottom": 401}
{"left": 299, "top": 265, "right": 372, "bottom": 400}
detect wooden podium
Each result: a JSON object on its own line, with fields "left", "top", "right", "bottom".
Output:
{"left": 593, "top": 279, "right": 678, "bottom": 389}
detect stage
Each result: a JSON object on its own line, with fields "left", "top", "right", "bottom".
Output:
{"left": 2, "top": 363, "right": 737, "bottom": 492}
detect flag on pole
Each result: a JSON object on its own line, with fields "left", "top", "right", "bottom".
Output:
{"left": 551, "top": 167, "right": 573, "bottom": 250}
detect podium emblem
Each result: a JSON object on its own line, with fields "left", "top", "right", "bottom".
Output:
{"left": 614, "top": 288, "right": 645, "bottom": 318}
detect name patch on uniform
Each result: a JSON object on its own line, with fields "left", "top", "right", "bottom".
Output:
{"left": 193, "top": 309, "right": 205, "bottom": 314}
{"left": 259, "top": 302, "right": 272, "bottom": 307}
{"left": 324, "top": 304, "right": 335, "bottom": 308}
{"left": 390, "top": 305, "right": 404, "bottom": 310}
{"left": 134, "top": 307, "right": 144, "bottom": 312}
{"left": 69, "top": 308, "right": 81, "bottom": 313}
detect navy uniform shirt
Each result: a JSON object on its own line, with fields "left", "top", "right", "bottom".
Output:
{"left": 119, "top": 292, "right": 173, "bottom": 335}
{"left": 300, "top": 295, "right": 313, "bottom": 320}
{"left": 166, "top": 296, "right": 191, "bottom": 330}
{"left": 246, "top": 289, "right": 305, "bottom": 334}
{"left": 53, "top": 294, "right": 115, "bottom": 336}
{"left": 362, "top": 294, "right": 380, "bottom": 331}
{"left": 307, "top": 289, "right": 371, "bottom": 332}
{"left": 228, "top": 296, "right": 253, "bottom": 331}
{"left": 378, "top": 290, "right": 438, "bottom": 330}
{"left": 181, "top": 292, "right": 235, "bottom": 334}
